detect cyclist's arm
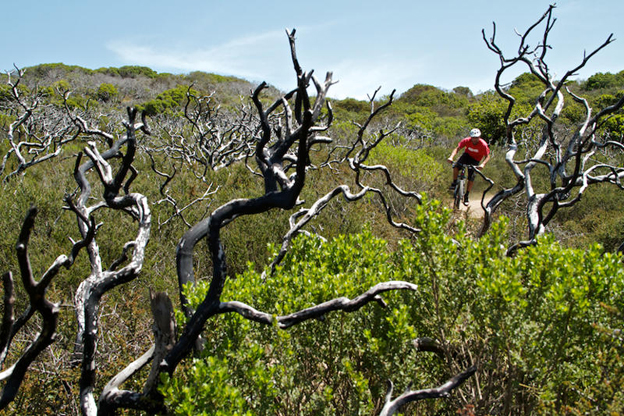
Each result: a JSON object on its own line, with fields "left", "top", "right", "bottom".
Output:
{"left": 447, "top": 146, "right": 460, "bottom": 163}
{"left": 478, "top": 152, "right": 491, "bottom": 169}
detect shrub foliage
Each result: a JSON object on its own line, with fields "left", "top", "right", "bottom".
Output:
{"left": 162, "top": 200, "right": 624, "bottom": 415}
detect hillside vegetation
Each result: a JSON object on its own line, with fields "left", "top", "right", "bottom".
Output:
{"left": 6, "top": 62, "right": 624, "bottom": 247}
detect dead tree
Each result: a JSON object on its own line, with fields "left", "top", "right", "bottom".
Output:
{"left": 152, "top": 89, "right": 258, "bottom": 174}
{"left": 141, "top": 87, "right": 259, "bottom": 191}
{"left": 97, "top": 30, "right": 469, "bottom": 415}
{"left": 478, "top": 5, "right": 624, "bottom": 251}
{"left": 170, "top": 27, "right": 421, "bottom": 362}
{"left": 133, "top": 84, "right": 262, "bottom": 230}
{"left": 265, "top": 87, "right": 422, "bottom": 276}
{"left": 1, "top": 30, "right": 472, "bottom": 415}
{"left": 66, "top": 107, "right": 152, "bottom": 415}
{"left": 0, "top": 68, "right": 79, "bottom": 181}
{"left": 0, "top": 206, "right": 93, "bottom": 408}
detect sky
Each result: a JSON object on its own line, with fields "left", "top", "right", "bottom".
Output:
{"left": 2, "top": 0, "right": 623, "bottom": 100}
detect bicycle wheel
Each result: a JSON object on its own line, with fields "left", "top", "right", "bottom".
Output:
{"left": 459, "top": 179, "right": 466, "bottom": 206}
{"left": 453, "top": 182, "right": 462, "bottom": 209}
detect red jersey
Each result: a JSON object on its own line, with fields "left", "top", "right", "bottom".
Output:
{"left": 458, "top": 137, "right": 490, "bottom": 162}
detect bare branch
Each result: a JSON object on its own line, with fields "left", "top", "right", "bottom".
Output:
{"left": 379, "top": 366, "right": 477, "bottom": 416}
{"left": 0, "top": 69, "right": 87, "bottom": 181}
{"left": 0, "top": 205, "right": 89, "bottom": 410}
{"left": 479, "top": 6, "right": 624, "bottom": 246}
{"left": 220, "top": 281, "right": 418, "bottom": 329}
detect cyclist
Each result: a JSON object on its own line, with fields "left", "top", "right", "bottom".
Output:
{"left": 447, "top": 128, "right": 490, "bottom": 205}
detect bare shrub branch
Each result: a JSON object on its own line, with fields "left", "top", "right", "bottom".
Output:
{"left": 379, "top": 366, "right": 477, "bottom": 416}
{"left": 0, "top": 206, "right": 91, "bottom": 410}
{"left": 478, "top": 5, "right": 624, "bottom": 250}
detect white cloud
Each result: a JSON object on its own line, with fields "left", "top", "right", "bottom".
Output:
{"left": 308, "top": 53, "right": 431, "bottom": 100}
{"left": 106, "top": 29, "right": 288, "bottom": 81}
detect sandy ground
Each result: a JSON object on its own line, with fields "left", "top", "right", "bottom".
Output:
{"left": 457, "top": 194, "right": 493, "bottom": 218}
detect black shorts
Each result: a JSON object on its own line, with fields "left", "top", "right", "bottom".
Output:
{"left": 457, "top": 153, "right": 480, "bottom": 181}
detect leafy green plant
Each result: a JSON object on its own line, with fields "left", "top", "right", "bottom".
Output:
{"left": 141, "top": 85, "right": 199, "bottom": 115}
{"left": 164, "top": 198, "right": 624, "bottom": 415}
{"left": 96, "top": 83, "right": 118, "bottom": 102}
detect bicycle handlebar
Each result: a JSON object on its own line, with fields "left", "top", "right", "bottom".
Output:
{"left": 452, "top": 162, "right": 476, "bottom": 171}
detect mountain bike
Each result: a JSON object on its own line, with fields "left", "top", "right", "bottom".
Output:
{"left": 452, "top": 162, "right": 474, "bottom": 209}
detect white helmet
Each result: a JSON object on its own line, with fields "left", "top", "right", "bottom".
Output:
{"left": 469, "top": 128, "right": 481, "bottom": 138}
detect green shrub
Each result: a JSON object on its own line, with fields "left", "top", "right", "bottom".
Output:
{"left": 0, "top": 84, "right": 13, "bottom": 101}
{"left": 96, "top": 83, "right": 118, "bottom": 102}
{"left": 118, "top": 65, "right": 158, "bottom": 79}
{"left": 161, "top": 200, "right": 624, "bottom": 415}
{"left": 140, "top": 85, "right": 198, "bottom": 116}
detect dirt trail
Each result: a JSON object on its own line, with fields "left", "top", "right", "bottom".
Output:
{"left": 458, "top": 194, "right": 493, "bottom": 218}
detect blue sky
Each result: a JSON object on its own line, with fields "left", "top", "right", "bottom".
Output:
{"left": 3, "top": 1, "right": 623, "bottom": 99}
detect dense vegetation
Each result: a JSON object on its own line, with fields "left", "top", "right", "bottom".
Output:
{"left": 1, "top": 35, "right": 624, "bottom": 414}
{"left": 162, "top": 206, "right": 624, "bottom": 415}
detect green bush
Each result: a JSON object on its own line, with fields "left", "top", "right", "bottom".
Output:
{"left": 0, "top": 84, "right": 13, "bottom": 102}
{"left": 161, "top": 199, "right": 624, "bottom": 415}
{"left": 140, "top": 85, "right": 198, "bottom": 116}
{"left": 582, "top": 70, "right": 624, "bottom": 91}
{"left": 96, "top": 83, "right": 118, "bottom": 102}
{"left": 118, "top": 65, "right": 158, "bottom": 79}
{"left": 467, "top": 91, "right": 509, "bottom": 144}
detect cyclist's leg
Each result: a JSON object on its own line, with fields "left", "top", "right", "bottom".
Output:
{"left": 458, "top": 154, "right": 479, "bottom": 203}
{"left": 465, "top": 176, "right": 475, "bottom": 204}
{"left": 466, "top": 164, "right": 477, "bottom": 193}
{"left": 452, "top": 155, "right": 471, "bottom": 186}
